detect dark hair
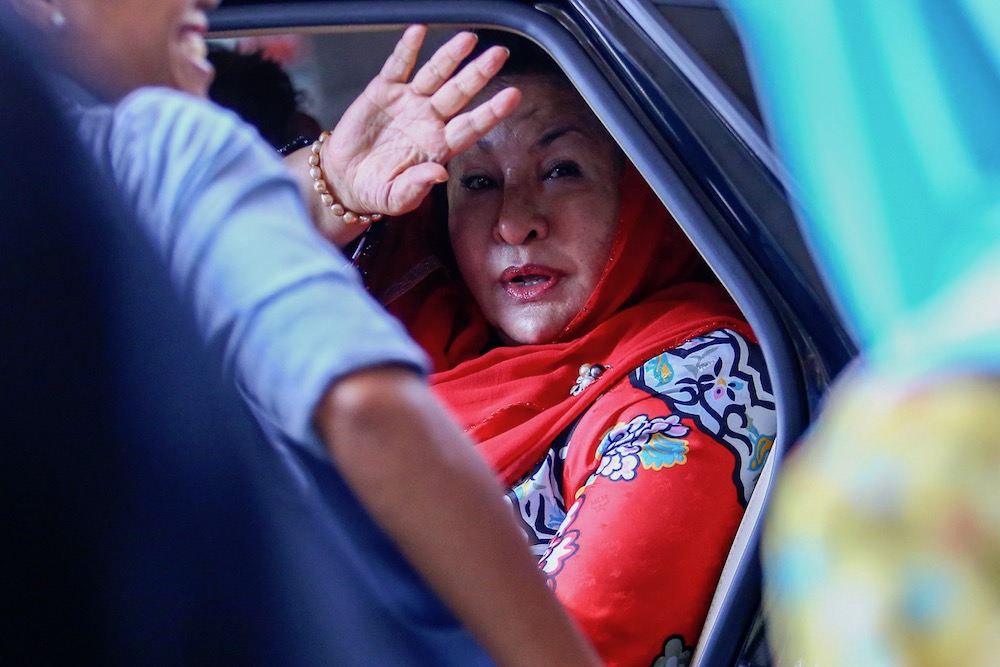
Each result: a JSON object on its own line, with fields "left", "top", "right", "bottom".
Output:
{"left": 207, "top": 46, "right": 321, "bottom": 150}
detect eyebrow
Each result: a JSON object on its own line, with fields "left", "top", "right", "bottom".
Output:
{"left": 473, "top": 124, "right": 587, "bottom": 151}
{"left": 538, "top": 125, "right": 583, "bottom": 148}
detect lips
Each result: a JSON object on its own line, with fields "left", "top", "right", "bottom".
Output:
{"left": 175, "top": 21, "right": 215, "bottom": 95}
{"left": 179, "top": 26, "right": 208, "bottom": 60}
{"left": 500, "top": 264, "right": 562, "bottom": 301}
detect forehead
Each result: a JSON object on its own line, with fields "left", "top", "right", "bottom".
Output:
{"left": 478, "top": 74, "right": 613, "bottom": 149}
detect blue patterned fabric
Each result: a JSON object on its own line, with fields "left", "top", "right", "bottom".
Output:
{"left": 504, "top": 328, "right": 776, "bottom": 555}
{"left": 632, "top": 329, "right": 775, "bottom": 504}
{"left": 501, "top": 328, "right": 775, "bottom": 663}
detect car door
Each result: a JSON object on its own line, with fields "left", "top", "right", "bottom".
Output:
{"left": 209, "top": 2, "right": 857, "bottom": 664}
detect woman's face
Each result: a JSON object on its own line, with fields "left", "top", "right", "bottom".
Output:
{"left": 447, "top": 75, "right": 624, "bottom": 346}
{"left": 44, "top": 0, "right": 218, "bottom": 100}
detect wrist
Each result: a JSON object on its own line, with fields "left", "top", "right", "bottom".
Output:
{"left": 310, "top": 132, "right": 383, "bottom": 226}
{"left": 277, "top": 135, "right": 313, "bottom": 157}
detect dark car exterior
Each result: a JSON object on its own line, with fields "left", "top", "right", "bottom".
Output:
{"left": 209, "top": 2, "right": 857, "bottom": 664}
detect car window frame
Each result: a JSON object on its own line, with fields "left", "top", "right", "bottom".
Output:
{"left": 209, "top": 3, "right": 853, "bottom": 665}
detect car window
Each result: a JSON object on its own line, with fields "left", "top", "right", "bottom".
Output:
{"left": 202, "top": 9, "right": 852, "bottom": 665}
{"left": 653, "top": 1, "right": 763, "bottom": 128}
{"left": 209, "top": 30, "right": 453, "bottom": 131}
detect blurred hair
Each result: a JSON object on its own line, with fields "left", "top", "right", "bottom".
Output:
{"left": 207, "top": 46, "right": 321, "bottom": 150}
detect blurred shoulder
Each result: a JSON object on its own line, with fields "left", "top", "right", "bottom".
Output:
{"left": 114, "top": 86, "right": 256, "bottom": 146}
{"left": 98, "top": 86, "right": 282, "bottom": 193}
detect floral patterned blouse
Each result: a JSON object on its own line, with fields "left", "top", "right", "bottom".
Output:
{"left": 502, "top": 329, "right": 776, "bottom": 666}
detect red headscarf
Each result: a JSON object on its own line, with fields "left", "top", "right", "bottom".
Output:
{"left": 373, "top": 164, "right": 752, "bottom": 484}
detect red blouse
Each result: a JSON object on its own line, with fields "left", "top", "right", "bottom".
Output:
{"left": 502, "top": 329, "right": 775, "bottom": 666}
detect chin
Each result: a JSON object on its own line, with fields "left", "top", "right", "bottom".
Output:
{"left": 171, "top": 59, "right": 215, "bottom": 98}
{"left": 176, "top": 77, "right": 211, "bottom": 98}
{"left": 497, "top": 320, "right": 564, "bottom": 347}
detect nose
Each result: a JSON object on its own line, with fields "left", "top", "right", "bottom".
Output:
{"left": 494, "top": 183, "right": 548, "bottom": 246}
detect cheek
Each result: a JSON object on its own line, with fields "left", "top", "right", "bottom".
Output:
{"left": 576, "top": 229, "right": 617, "bottom": 293}
{"left": 562, "top": 195, "right": 619, "bottom": 265}
{"left": 447, "top": 212, "right": 488, "bottom": 286}
{"left": 447, "top": 188, "right": 501, "bottom": 273}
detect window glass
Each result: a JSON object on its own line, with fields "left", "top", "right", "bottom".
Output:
{"left": 655, "top": 3, "right": 763, "bottom": 126}
{"left": 209, "top": 30, "right": 453, "bottom": 130}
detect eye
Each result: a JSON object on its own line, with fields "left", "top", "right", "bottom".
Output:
{"left": 544, "top": 160, "right": 581, "bottom": 180}
{"left": 460, "top": 174, "right": 497, "bottom": 191}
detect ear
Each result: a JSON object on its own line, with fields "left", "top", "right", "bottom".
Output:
{"left": 9, "top": 0, "right": 64, "bottom": 33}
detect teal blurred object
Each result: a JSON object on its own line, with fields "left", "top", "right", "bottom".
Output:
{"left": 725, "top": 3, "right": 1000, "bottom": 665}
{"left": 725, "top": 0, "right": 1000, "bottom": 374}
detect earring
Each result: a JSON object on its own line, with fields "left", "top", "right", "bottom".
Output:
{"left": 50, "top": 9, "right": 66, "bottom": 29}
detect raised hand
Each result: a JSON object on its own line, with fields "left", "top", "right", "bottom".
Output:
{"left": 293, "top": 25, "right": 520, "bottom": 245}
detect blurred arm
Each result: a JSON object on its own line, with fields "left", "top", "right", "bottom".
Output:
{"left": 318, "top": 367, "right": 602, "bottom": 667}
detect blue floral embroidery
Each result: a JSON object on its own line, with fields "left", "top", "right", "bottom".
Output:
{"left": 503, "top": 446, "right": 568, "bottom": 556}
{"left": 639, "top": 414, "right": 690, "bottom": 470}
{"left": 539, "top": 499, "right": 583, "bottom": 591}
{"left": 747, "top": 423, "right": 774, "bottom": 473}
{"left": 503, "top": 330, "right": 775, "bottom": 572}
{"left": 595, "top": 414, "right": 690, "bottom": 482}
{"left": 632, "top": 329, "right": 777, "bottom": 505}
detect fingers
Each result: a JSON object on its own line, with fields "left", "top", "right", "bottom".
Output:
{"left": 379, "top": 24, "right": 428, "bottom": 83}
{"left": 429, "top": 45, "right": 510, "bottom": 118}
{"left": 444, "top": 86, "right": 521, "bottom": 156}
{"left": 409, "top": 30, "right": 479, "bottom": 96}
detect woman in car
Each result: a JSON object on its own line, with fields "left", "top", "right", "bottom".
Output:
{"left": 336, "top": 32, "right": 779, "bottom": 666}
{"left": 5, "top": 0, "right": 602, "bottom": 664}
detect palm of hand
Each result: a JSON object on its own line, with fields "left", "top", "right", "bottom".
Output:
{"left": 327, "top": 82, "right": 452, "bottom": 216}
{"left": 320, "top": 26, "right": 520, "bottom": 218}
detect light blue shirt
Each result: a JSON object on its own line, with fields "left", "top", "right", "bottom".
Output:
{"left": 69, "top": 85, "right": 430, "bottom": 460}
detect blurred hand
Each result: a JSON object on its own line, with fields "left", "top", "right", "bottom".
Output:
{"left": 323, "top": 25, "right": 519, "bottom": 219}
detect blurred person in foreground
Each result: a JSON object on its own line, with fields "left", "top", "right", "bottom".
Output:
{"left": 4, "top": 0, "right": 600, "bottom": 664}
{"left": 1, "top": 21, "right": 487, "bottom": 664}
{"left": 726, "top": 1, "right": 1000, "bottom": 664}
